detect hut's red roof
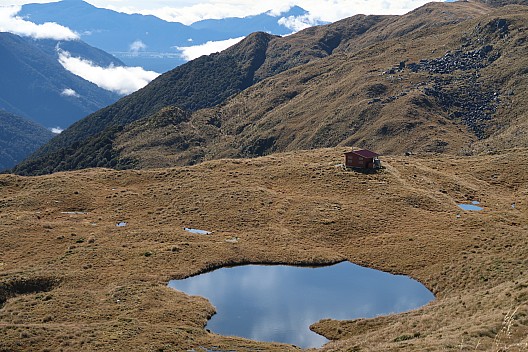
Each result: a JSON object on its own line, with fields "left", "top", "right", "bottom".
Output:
{"left": 344, "top": 149, "right": 379, "bottom": 158}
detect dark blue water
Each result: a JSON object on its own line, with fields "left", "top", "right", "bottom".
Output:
{"left": 168, "top": 261, "right": 434, "bottom": 348}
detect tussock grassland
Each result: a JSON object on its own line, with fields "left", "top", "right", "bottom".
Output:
{"left": 1, "top": 148, "right": 527, "bottom": 351}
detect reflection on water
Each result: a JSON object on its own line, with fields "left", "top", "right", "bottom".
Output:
{"left": 458, "top": 203, "right": 483, "bottom": 211}
{"left": 168, "top": 262, "right": 434, "bottom": 348}
{"left": 184, "top": 227, "right": 212, "bottom": 235}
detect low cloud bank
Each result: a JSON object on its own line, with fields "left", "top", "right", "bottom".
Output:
{"left": 57, "top": 49, "right": 160, "bottom": 95}
{"left": 60, "top": 88, "right": 80, "bottom": 98}
{"left": 176, "top": 37, "right": 245, "bottom": 61}
{"left": 0, "top": 5, "right": 79, "bottom": 40}
{"left": 124, "top": 3, "right": 294, "bottom": 26}
{"left": 129, "top": 40, "right": 147, "bottom": 54}
{"left": 278, "top": 14, "right": 321, "bottom": 32}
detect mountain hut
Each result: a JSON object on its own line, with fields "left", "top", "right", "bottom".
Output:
{"left": 344, "top": 149, "right": 381, "bottom": 169}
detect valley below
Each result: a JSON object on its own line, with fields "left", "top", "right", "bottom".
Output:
{"left": 1, "top": 148, "right": 527, "bottom": 351}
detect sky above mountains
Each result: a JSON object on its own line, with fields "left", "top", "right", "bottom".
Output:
{"left": 4, "top": 0, "right": 447, "bottom": 25}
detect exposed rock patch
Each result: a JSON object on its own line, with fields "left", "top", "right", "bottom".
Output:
{"left": 383, "top": 44, "right": 502, "bottom": 139}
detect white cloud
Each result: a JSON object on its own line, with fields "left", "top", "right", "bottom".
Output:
{"left": 50, "top": 127, "right": 63, "bottom": 134}
{"left": 57, "top": 49, "right": 160, "bottom": 95}
{"left": 129, "top": 39, "right": 147, "bottom": 54}
{"left": 61, "top": 88, "right": 80, "bottom": 98}
{"left": 176, "top": 36, "right": 245, "bottom": 61}
{"left": 278, "top": 14, "right": 320, "bottom": 32}
{"left": 0, "top": 5, "right": 79, "bottom": 40}
{"left": 145, "top": 3, "right": 295, "bottom": 25}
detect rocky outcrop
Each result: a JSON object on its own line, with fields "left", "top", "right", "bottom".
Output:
{"left": 381, "top": 44, "right": 502, "bottom": 139}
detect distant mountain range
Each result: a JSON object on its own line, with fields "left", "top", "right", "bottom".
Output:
{"left": 189, "top": 6, "right": 309, "bottom": 35}
{"left": 18, "top": 0, "right": 315, "bottom": 72}
{"left": 0, "top": 32, "right": 121, "bottom": 130}
{"left": 0, "top": 110, "right": 54, "bottom": 171}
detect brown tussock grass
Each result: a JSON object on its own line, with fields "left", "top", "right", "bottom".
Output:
{"left": 1, "top": 147, "right": 527, "bottom": 351}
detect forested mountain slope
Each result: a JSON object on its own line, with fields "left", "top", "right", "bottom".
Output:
{"left": 0, "top": 110, "right": 54, "bottom": 171}
{"left": 0, "top": 33, "right": 120, "bottom": 129}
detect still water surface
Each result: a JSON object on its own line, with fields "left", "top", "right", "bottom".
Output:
{"left": 458, "top": 201, "right": 483, "bottom": 211}
{"left": 169, "top": 261, "right": 434, "bottom": 348}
